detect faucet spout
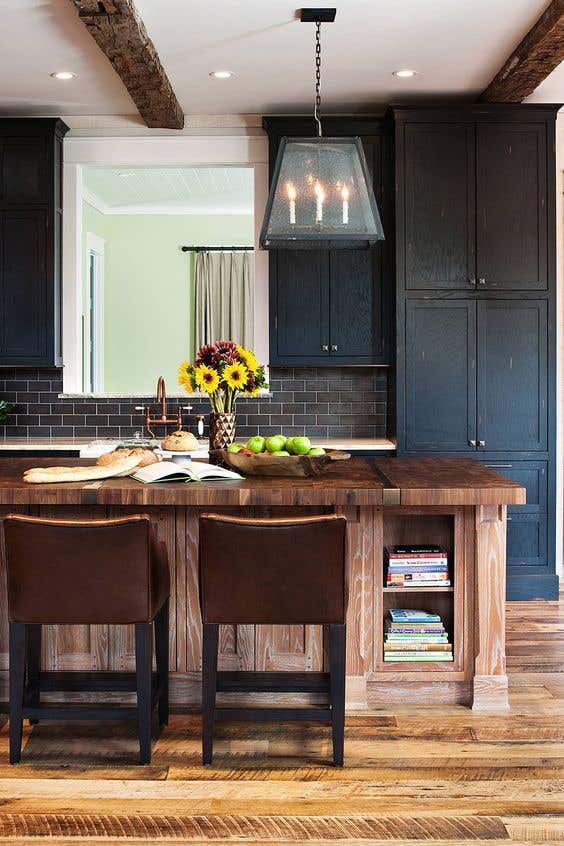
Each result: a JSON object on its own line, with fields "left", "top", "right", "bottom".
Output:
{"left": 156, "top": 376, "right": 167, "bottom": 420}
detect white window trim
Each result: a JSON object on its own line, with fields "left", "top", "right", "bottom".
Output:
{"left": 85, "top": 232, "right": 105, "bottom": 393}
{"left": 62, "top": 134, "right": 269, "bottom": 394}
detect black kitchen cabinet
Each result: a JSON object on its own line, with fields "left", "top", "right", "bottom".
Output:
{"left": 476, "top": 123, "right": 547, "bottom": 290}
{"left": 477, "top": 300, "right": 547, "bottom": 452}
{"left": 264, "top": 116, "right": 392, "bottom": 366}
{"left": 402, "top": 123, "right": 475, "bottom": 290}
{"left": 404, "top": 299, "right": 476, "bottom": 452}
{"left": 395, "top": 104, "right": 558, "bottom": 600}
{"left": 0, "top": 118, "right": 68, "bottom": 365}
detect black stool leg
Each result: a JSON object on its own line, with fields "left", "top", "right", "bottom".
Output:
{"left": 135, "top": 622, "right": 153, "bottom": 765}
{"left": 202, "top": 623, "right": 219, "bottom": 765}
{"left": 329, "top": 623, "right": 346, "bottom": 767}
{"left": 155, "top": 599, "right": 169, "bottom": 727}
{"left": 26, "top": 624, "right": 41, "bottom": 725}
{"left": 9, "top": 623, "right": 27, "bottom": 764}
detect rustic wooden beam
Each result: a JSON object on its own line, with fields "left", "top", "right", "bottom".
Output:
{"left": 480, "top": 0, "right": 564, "bottom": 102}
{"left": 71, "top": 0, "right": 184, "bottom": 129}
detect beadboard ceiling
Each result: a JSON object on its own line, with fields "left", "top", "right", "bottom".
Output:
{"left": 0, "top": 0, "right": 560, "bottom": 118}
{"left": 82, "top": 166, "right": 254, "bottom": 214}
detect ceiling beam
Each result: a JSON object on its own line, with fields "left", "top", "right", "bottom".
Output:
{"left": 480, "top": 0, "right": 564, "bottom": 102}
{"left": 71, "top": 0, "right": 184, "bottom": 129}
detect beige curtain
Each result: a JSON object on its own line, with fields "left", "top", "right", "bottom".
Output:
{"left": 194, "top": 251, "right": 253, "bottom": 353}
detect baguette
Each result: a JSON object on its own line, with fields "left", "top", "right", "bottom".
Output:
{"left": 23, "top": 455, "right": 143, "bottom": 484}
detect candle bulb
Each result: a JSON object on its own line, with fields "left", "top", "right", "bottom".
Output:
{"left": 314, "top": 181, "right": 325, "bottom": 223}
{"left": 286, "top": 182, "right": 297, "bottom": 225}
{"left": 342, "top": 185, "right": 349, "bottom": 225}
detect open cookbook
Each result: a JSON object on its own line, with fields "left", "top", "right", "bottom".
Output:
{"left": 131, "top": 460, "right": 243, "bottom": 484}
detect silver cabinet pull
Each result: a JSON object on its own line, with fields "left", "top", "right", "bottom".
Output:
{"left": 322, "top": 344, "right": 329, "bottom": 351}
{"left": 485, "top": 464, "right": 512, "bottom": 469}
{"left": 468, "top": 277, "right": 476, "bottom": 287}
{"left": 468, "top": 439, "right": 476, "bottom": 447}
{"left": 331, "top": 344, "right": 338, "bottom": 351}
{"left": 478, "top": 440, "right": 486, "bottom": 447}
{"left": 478, "top": 277, "right": 486, "bottom": 285}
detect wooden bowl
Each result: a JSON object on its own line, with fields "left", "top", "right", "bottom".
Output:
{"left": 210, "top": 448, "right": 351, "bottom": 477}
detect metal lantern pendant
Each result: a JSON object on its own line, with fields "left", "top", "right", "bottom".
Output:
{"left": 260, "top": 8, "right": 384, "bottom": 249}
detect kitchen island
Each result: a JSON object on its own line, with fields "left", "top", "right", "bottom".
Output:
{"left": 0, "top": 457, "right": 524, "bottom": 711}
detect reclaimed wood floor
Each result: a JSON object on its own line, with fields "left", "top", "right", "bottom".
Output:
{"left": 0, "top": 598, "right": 561, "bottom": 844}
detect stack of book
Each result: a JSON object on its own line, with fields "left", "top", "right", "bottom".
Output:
{"left": 384, "top": 608, "right": 453, "bottom": 662}
{"left": 385, "top": 544, "right": 450, "bottom": 588}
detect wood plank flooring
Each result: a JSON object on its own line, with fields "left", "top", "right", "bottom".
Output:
{"left": 0, "top": 598, "right": 561, "bottom": 844}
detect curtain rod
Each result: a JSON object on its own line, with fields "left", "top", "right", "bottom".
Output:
{"left": 181, "top": 245, "right": 254, "bottom": 253}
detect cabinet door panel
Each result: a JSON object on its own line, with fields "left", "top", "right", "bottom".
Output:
{"left": 274, "top": 250, "right": 330, "bottom": 358}
{"left": 0, "top": 210, "right": 47, "bottom": 362}
{"left": 403, "top": 123, "right": 475, "bottom": 289}
{"left": 476, "top": 124, "right": 547, "bottom": 289}
{"left": 483, "top": 460, "right": 547, "bottom": 515}
{"left": 405, "top": 300, "right": 477, "bottom": 451}
{"left": 507, "top": 515, "right": 547, "bottom": 569}
{"left": 1, "top": 139, "right": 47, "bottom": 203}
{"left": 329, "top": 250, "right": 384, "bottom": 360}
{"left": 477, "top": 300, "right": 547, "bottom": 451}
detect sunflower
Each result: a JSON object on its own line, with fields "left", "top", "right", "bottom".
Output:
{"left": 177, "top": 361, "right": 194, "bottom": 390}
{"left": 194, "top": 364, "right": 220, "bottom": 394}
{"left": 236, "top": 345, "right": 258, "bottom": 374}
{"left": 223, "top": 361, "right": 248, "bottom": 390}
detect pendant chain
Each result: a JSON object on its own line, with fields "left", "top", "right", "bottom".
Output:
{"left": 314, "top": 20, "right": 322, "bottom": 137}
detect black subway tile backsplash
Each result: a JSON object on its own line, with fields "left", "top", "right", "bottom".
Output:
{"left": 0, "top": 366, "right": 388, "bottom": 440}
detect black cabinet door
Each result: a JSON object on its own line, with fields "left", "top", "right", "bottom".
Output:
{"left": 402, "top": 123, "right": 475, "bottom": 290}
{"left": 329, "top": 249, "right": 385, "bottom": 361}
{"left": 405, "top": 299, "right": 477, "bottom": 451}
{"left": 476, "top": 123, "right": 547, "bottom": 290}
{"left": 0, "top": 138, "right": 47, "bottom": 204}
{"left": 0, "top": 210, "right": 48, "bottom": 363}
{"left": 273, "top": 250, "right": 330, "bottom": 360}
{"left": 477, "top": 300, "right": 547, "bottom": 451}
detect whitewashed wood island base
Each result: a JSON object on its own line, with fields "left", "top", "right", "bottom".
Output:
{"left": 0, "top": 458, "right": 524, "bottom": 711}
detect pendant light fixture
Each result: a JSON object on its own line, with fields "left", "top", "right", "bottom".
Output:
{"left": 260, "top": 8, "right": 384, "bottom": 249}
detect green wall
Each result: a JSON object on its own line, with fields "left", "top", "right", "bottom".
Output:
{"left": 82, "top": 205, "right": 253, "bottom": 393}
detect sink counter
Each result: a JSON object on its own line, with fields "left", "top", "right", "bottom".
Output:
{"left": 0, "top": 457, "right": 523, "bottom": 712}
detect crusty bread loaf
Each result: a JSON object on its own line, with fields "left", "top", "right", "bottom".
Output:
{"left": 23, "top": 455, "right": 143, "bottom": 484}
{"left": 161, "top": 430, "right": 199, "bottom": 452}
{"left": 97, "top": 447, "right": 159, "bottom": 468}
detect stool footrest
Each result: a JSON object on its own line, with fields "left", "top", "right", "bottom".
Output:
{"left": 37, "top": 671, "right": 158, "bottom": 693}
{"left": 23, "top": 705, "right": 139, "bottom": 721}
{"left": 216, "top": 671, "right": 330, "bottom": 694}
{"left": 215, "top": 706, "right": 332, "bottom": 722}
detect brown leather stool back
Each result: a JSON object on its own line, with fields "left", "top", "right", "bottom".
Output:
{"left": 199, "top": 513, "right": 347, "bottom": 625}
{"left": 3, "top": 514, "right": 169, "bottom": 625}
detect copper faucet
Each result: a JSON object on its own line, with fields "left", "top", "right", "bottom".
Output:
{"left": 135, "top": 377, "right": 205, "bottom": 439}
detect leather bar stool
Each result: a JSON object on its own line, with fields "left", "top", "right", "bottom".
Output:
{"left": 3, "top": 514, "right": 170, "bottom": 765}
{"left": 199, "top": 513, "right": 347, "bottom": 766}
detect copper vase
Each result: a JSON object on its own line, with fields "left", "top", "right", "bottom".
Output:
{"left": 208, "top": 412, "right": 236, "bottom": 451}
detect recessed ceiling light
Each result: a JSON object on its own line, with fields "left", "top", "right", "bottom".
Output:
{"left": 393, "top": 69, "right": 416, "bottom": 79}
{"left": 50, "top": 71, "right": 77, "bottom": 80}
{"left": 209, "top": 70, "right": 235, "bottom": 80}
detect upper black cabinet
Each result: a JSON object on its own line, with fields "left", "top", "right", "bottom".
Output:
{"left": 264, "top": 116, "right": 392, "bottom": 366}
{"left": 0, "top": 118, "right": 68, "bottom": 365}
{"left": 396, "top": 110, "right": 551, "bottom": 292}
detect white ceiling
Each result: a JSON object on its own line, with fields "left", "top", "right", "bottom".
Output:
{"left": 0, "top": 0, "right": 561, "bottom": 118}
{"left": 82, "top": 166, "right": 254, "bottom": 214}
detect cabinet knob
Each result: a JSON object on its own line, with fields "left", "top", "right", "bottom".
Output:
{"left": 321, "top": 344, "right": 329, "bottom": 351}
{"left": 478, "top": 277, "right": 487, "bottom": 286}
{"left": 478, "top": 440, "right": 486, "bottom": 447}
{"left": 468, "top": 439, "right": 476, "bottom": 447}
{"left": 331, "top": 344, "right": 338, "bottom": 351}
{"left": 468, "top": 277, "right": 476, "bottom": 287}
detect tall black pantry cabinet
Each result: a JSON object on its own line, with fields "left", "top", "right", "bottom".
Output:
{"left": 394, "top": 105, "right": 559, "bottom": 600}
{"left": 0, "top": 119, "right": 68, "bottom": 365}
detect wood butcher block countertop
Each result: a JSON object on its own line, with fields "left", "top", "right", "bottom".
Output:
{"left": 0, "top": 457, "right": 525, "bottom": 507}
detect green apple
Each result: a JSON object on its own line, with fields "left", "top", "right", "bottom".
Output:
{"left": 272, "top": 450, "right": 290, "bottom": 456}
{"left": 308, "top": 447, "right": 326, "bottom": 456}
{"left": 265, "top": 434, "right": 286, "bottom": 453}
{"left": 246, "top": 435, "right": 266, "bottom": 454}
{"left": 292, "top": 436, "right": 311, "bottom": 455}
{"left": 227, "top": 442, "right": 245, "bottom": 454}
{"left": 284, "top": 437, "right": 296, "bottom": 454}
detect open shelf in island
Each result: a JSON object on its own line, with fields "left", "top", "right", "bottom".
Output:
{"left": 374, "top": 506, "right": 471, "bottom": 680}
